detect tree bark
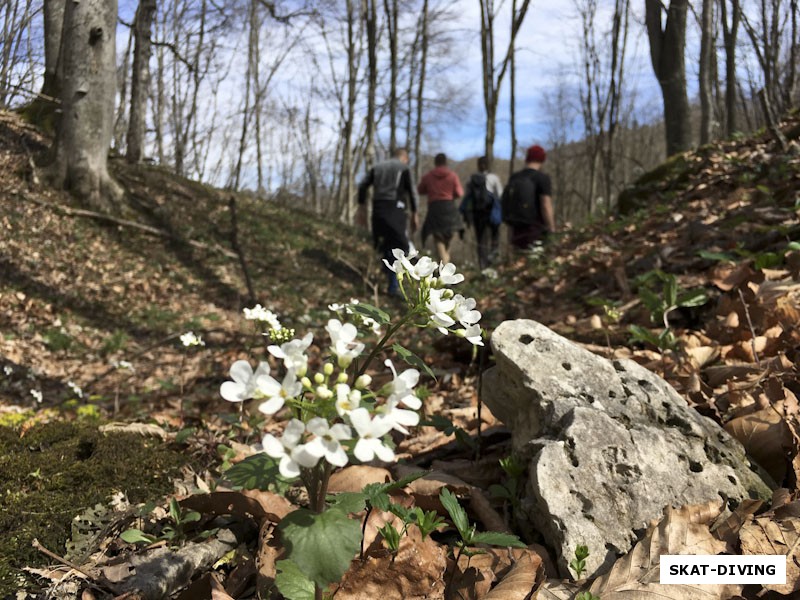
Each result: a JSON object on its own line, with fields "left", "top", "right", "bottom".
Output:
{"left": 127, "top": 0, "right": 157, "bottom": 163}
{"left": 363, "top": 0, "right": 378, "bottom": 169}
{"left": 719, "top": 0, "right": 740, "bottom": 136}
{"left": 49, "top": 0, "right": 122, "bottom": 210}
{"left": 42, "top": 0, "right": 66, "bottom": 99}
{"left": 414, "top": 0, "right": 429, "bottom": 181}
{"left": 645, "top": 0, "right": 691, "bottom": 156}
{"left": 699, "top": 0, "right": 714, "bottom": 144}
{"left": 383, "top": 0, "right": 398, "bottom": 153}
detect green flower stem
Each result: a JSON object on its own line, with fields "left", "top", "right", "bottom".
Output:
{"left": 356, "top": 308, "right": 421, "bottom": 378}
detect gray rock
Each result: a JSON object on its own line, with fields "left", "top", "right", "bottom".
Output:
{"left": 482, "top": 319, "right": 771, "bottom": 578}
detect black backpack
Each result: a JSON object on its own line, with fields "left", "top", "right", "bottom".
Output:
{"left": 502, "top": 170, "right": 540, "bottom": 225}
{"left": 468, "top": 173, "right": 492, "bottom": 213}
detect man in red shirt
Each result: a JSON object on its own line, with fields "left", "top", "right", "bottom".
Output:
{"left": 418, "top": 153, "right": 464, "bottom": 264}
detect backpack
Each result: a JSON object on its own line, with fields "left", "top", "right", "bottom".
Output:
{"left": 468, "top": 173, "right": 493, "bottom": 213}
{"left": 502, "top": 170, "right": 540, "bottom": 226}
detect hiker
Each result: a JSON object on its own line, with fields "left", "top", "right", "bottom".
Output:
{"left": 356, "top": 148, "right": 419, "bottom": 297}
{"left": 418, "top": 153, "right": 464, "bottom": 264}
{"left": 460, "top": 156, "right": 503, "bottom": 269}
{"left": 502, "top": 144, "right": 555, "bottom": 251}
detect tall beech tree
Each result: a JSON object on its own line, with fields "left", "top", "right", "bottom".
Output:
{"left": 46, "top": 0, "right": 122, "bottom": 208}
{"left": 645, "top": 0, "right": 691, "bottom": 156}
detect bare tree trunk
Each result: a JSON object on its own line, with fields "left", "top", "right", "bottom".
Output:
{"left": 343, "top": 0, "right": 358, "bottom": 222}
{"left": 645, "top": 0, "right": 691, "bottom": 156}
{"left": 363, "top": 0, "right": 377, "bottom": 168}
{"left": 113, "top": 27, "right": 133, "bottom": 151}
{"left": 509, "top": 0, "right": 517, "bottom": 177}
{"left": 48, "top": 0, "right": 122, "bottom": 209}
{"left": 479, "top": 0, "right": 531, "bottom": 165}
{"left": 127, "top": 0, "right": 157, "bottom": 163}
{"left": 383, "top": 0, "right": 398, "bottom": 153}
{"left": 720, "top": 0, "right": 741, "bottom": 136}
{"left": 414, "top": 0, "right": 429, "bottom": 181}
{"left": 699, "top": 0, "right": 714, "bottom": 144}
{"left": 42, "top": 0, "right": 65, "bottom": 98}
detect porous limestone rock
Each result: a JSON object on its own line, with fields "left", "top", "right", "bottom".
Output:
{"left": 482, "top": 319, "right": 771, "bottom": 578}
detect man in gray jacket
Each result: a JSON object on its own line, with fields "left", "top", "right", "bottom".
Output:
{"left": 356, "top": 148, "right": 419, "bottom": 296}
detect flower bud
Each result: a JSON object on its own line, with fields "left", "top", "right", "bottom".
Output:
{"left": 301, "top": 376, "right": 312, "bottom": 389}
{"left": 316, "top": 385, "right": 333, "bottom": 400}
{"left": 323, "top": 362, "right": 334, "bottom": 376}
{"left": 337, "top": 372, "right": 349, "bottom": 384}
{"left": 355, "top": 374, "right": 372, "bottom": 389}
{"left": 314, "top": 372, "right": 325, "bottom": 384}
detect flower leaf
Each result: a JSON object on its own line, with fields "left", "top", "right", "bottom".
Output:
{"left": 275, "top": 559, "right": 315, "bottom": 600}
{"left": 350, "top": 302, "right": 390, "bottom": 326}
{"left": 326, "top": 491, "right": 367, "bottom": 514}
{"left": 471, "top": 531, "right": 527, "bottom": 548}
{"left": 392, "top": 343, "right": 436, "bottom": 380}
{"left": 221, "top": 453, "right": 293, "bottom": 493}
{"left": 120, "top": 528, "right": 156, "bottom": 545}
{"left": 278, "top": 507, "right": 362, "bottom": 587}
{"left": 440, "top": 488, "right": 471, "bottom": 543}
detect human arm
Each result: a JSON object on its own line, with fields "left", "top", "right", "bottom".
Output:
{"left": 541, "top": 195, "right": 555, "bottom": 234}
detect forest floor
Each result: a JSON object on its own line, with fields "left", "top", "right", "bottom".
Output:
{"left": 2, "top": 109, "right": 800, "bottom": 599}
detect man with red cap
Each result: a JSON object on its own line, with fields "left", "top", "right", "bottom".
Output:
{"left": 502, "top": 144, "right": 555, "bottom": 251}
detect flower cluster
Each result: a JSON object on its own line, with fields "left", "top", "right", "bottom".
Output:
{"left": 222, "top": 251, "right": 482, "bottom": 482}
{"left": 384, "top": 249, "right": 483, "bottom": 346}
{"left": 180, "top": 331, "right": 205, "bottom": 347}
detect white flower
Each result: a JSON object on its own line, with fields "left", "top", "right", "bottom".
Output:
{"left": 30, "top": 389, "right": 43, "bottom": 403}
{"left": 304, "top": 417, "right": 352, "bottom": 467}
{"left": 268, "top": 332, "right": 313, "bottom": 375}
{"left": 383, "top": 248, "right": 418, "bottom": 276}
{"left": 243, "top": 305, "right": 282, "bottom": 330}
{"left": 481, "top": 267, "right": 499, "bottom": 280}
{"left": 180, "top": 331, "right": 205, "bottom": 347}
{"left": 410, "top": 256, "right": 437, "bottom": 280}
{"left": 262, "top": 419, "right": 319, "bottom": 478}
{"left": 111, "top": 360, "right": 134, "bottom": 371}
{"left": 349, "top": 407, "right": 395, "bottom": 463}
{"left": 335, "top": 383, "right": 361, "bottom": 416}
{"left": 256, "top": 369, "right": 302, "bottom": 415}
{"left": 67, "top": 381, "right": 83, "bottom": 399}
{"left": 220, "top": 360, "right": 270, "bottom": 403}
{"left": 326, "top": 319, "right": 365, "bottom": 367}
{"left": 384, "top": 359, "right": 421, "bottom": 410}
{"left": 427, "top": 288, "right": 456, "bottom": 329}
{"left": 376, "top": 399, "right": 420, "bottom": 434}
{"left": 328, "top": 302, "right": 345, "bottom": 312}
{"left": 437, "top": 262, "right": 464, "bottom": 285}
{"left": 3, "top": 365, "right": 13, "bottom": 376}
{"left": 453, "top": 295, "right": 481, "bottom": 328}
{"left": 458, "top": 324, "right": 484, "bottom": 346}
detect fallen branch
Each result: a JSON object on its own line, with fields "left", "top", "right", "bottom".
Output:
{"left": 16, "top": 192, "right": 237, "bottom": 259}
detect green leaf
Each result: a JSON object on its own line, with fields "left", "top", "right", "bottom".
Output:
{"left": 787, "top": 241, "right": 800, "bottom": 252}
{"left": 327, "top": 492, "right": 367, "bottom": 514}
{"left": 697, "top": 249, "right": 735, "bottom": 262}
{"left": 754, "top": 252, "right": 782, "bottom": 270}
{"left": 663, "top": 274, "right": 677, "bottom": 310}
{"left": 676, "top": 289, "right": 709, "bottom": 308}
{"left": 488, "top": 484, "right": 512, "bottom": 499}
{"left": 120, "top": 529, "right": 156, "bottom": 545}
{"left": 279, "top": 507, "right": 362, "bottom": 587}
{"left": 440, "top": 488, "right": 471, "bottom": 542}
{"left": 275, "top": 560, "right": 315, "bottom": 600}
{"left": 392, "top": 343, "right": 436, "bottom": 380}
{"left": 471, "top": 531, "right": 527, "bottom": 548}
{"left": 222, "top": 453, "right": 293, "bottom": 493}
{"left": 175, "top": 427, "right": 196, "bottom": 444}
{"left": 350, "top": 302, "right": 390, "bottom": 326}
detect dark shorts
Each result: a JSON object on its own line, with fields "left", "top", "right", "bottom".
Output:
{"left": 422, "top": 200, "right": 462, "bottom": 245}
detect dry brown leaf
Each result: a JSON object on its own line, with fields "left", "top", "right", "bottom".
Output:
{"left": 256, "top": 522, "right": 279, "bottom": 596}
{"left": 482, "top": 552, "right": 544, "bottom": 600}
{"left": 685, "top": 345, "right": 720, "bottom": 369}
{"left": 99, "top": 422, "right": 168, "bottom": 440}
{"left": 180, "top": 489, "right": 294, "bottom": 526}
{"left": 536, "top": 580, "right": 583, "bottom": 599}
{"left": 336, "top": 527, "right": 448, "bottom": 600}
{"left": 724, "top": 406, "right": 790, "bottom": 484}
{"left": 447, "top": 548, "right": 541, "bottom": 600}
{"left": 582, "top": 501, "right": 740, "bottom": 599}
{"left": 470, "top": 489, "right": 509, "bottom": 534}
{"left": 710, "top": 263, "right": 754, "bottom": 292}
{"left": 711, "top": 499, "right": 763, "bottom": 551}
{"left": 328, "top": 465, "right": 392, "bottom": 493}
{"left": 740, "top": 509, "right": 800, "bottom": 594}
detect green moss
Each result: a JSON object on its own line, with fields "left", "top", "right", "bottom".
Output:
{"left": 0, "top": 422, "right": 188, "bottom": 595}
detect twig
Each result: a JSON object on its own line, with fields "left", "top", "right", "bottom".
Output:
{"left": 32, "top": 538, "right": 98, "bottom": 581}
{"left": 737, "top": 288, "right": 761, "bottom": 367}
